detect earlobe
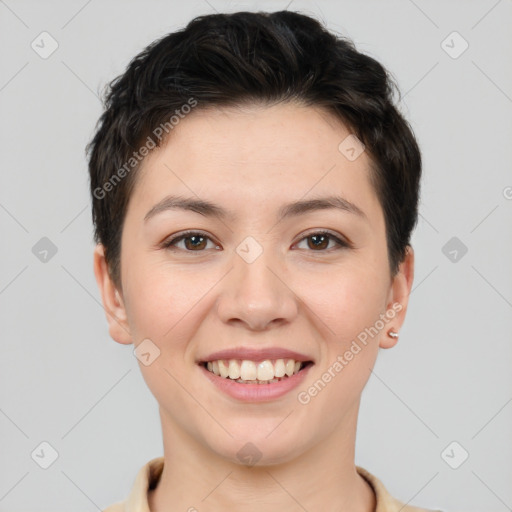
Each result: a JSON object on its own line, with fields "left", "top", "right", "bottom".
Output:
{"left": 379, "top": 246, "right": 415, "bottom": 350}
{"left": 93, "top": 244, "right": 132, "bottom": 345}
{"left": 380, "top": 328, "right": 400, "bottom": 349}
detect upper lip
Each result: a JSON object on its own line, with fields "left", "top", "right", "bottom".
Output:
{"left": 198, "top": 347, "right": 314, "bottom": 363}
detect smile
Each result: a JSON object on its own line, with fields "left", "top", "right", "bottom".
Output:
{"left": 202, "top": 358, "right": 312, "bottom": 384}
{"left": 199, "top": 359, "right": 314, "bottom": 402}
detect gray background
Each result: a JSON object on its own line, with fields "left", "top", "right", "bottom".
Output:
{"left": 1, "top": 0, "right": 511, "bottom": 511}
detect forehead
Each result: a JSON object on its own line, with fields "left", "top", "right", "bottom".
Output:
{"left": 130, "top": 103, "right": 378, "bottom": 219}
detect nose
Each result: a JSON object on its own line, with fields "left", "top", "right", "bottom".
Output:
{"left": 216, "top": 247, "right": 299, "bottom": 331}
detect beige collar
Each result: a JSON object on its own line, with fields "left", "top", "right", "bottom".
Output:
{"left": 103, "top": 456, "right": 438, "bottom": 512}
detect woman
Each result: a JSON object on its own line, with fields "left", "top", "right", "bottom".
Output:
{"left": 88, "top": 10, "right": 440, "bottom": 512}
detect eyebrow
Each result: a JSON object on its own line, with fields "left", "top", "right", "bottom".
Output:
{"left": 144, "top": 194, "right": 367, "bottom": 223}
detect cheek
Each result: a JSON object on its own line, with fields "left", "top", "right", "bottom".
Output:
{"left": 296, "top": 261, "right": 389, "bottom": 343}
{"left": 122, "top": 259, "right": 219, "bottom": 342}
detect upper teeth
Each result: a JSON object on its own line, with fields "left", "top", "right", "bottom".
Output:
{"left": 206, "top": 359, "right": 303, "bottom": 381}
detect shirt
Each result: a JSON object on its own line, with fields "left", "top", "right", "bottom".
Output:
{"left": 102, "top": 456, "right": 441, "bottom": 512}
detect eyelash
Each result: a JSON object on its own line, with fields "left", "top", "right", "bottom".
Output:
{"left": 161, "top": 229, "right": 350, "bottom": 253}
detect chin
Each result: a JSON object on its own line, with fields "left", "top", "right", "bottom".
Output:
{"left": 206, "top": 429, "right": 308, "bottom": 468}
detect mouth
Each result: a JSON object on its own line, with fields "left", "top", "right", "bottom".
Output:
{"left": 199, "top": 358, "right": 315, "bottom": 385}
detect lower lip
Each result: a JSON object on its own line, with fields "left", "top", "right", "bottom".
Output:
{"left": 199, "top": 363, "right": 313, "bottom": 402}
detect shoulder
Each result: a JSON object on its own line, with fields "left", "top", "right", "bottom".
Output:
{"left": 101, "top": 500, "right": 126, "bottom": 512}
{"left": 387, "top": 497, "right": 442, "bottom": 512}
{"left": 356, "top": 466, "right": 443, "bottom": 512}
{"left": 100, "top": 456, "right": 165, "bottom": 512}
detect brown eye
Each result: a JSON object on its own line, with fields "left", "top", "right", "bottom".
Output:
{"left": 307, "top": 233, "right": 329, "bottom": 250}
{"left": 295, "top": 231, "right": 348, "bottom": 251}
{"left": 162, "top": 231, "right": 218, "bottom": 252}
{"left": 182, "top": 235, "right": 207, "bottom": 250}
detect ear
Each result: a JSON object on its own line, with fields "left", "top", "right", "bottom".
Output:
{"left": 379, "top": 245, "right": 415, "bottom": 349}
{"left": 93, "top": 243, "right": 132, "bottom": 345}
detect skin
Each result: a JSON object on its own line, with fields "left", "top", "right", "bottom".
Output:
{"left": 94, "top": 102, "right": 414, "bottom": 512}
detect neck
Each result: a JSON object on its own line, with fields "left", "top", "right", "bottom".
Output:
{"left": 148, "top": 403, "right": 375, "bottom": 512}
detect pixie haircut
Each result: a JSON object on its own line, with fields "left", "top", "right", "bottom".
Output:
{"left": 87, "top": 10, "right": 422, "bottom": 289}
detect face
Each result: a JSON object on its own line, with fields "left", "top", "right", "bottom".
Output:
{"left": 94, "top": 102, "right": 413, "bottom": 465}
